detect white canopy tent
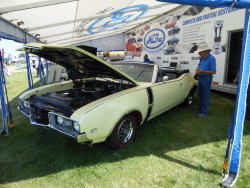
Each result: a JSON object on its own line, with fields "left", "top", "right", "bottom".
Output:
{"left": 1, "top": 1, "right": 250, "bottom": 187}
{"left": 0, "top": 0, "right": 180, "bottom": 45}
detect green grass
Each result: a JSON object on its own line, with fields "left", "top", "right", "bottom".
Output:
{"left": 0, "top": 72, "right": 250, "bottom": 188}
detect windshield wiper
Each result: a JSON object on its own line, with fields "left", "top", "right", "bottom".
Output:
{"left": 134, "top": 64, "right": 151, "bottom": 81}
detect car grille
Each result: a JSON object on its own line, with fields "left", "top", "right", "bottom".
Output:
{"left": 19, "top": 99, "right": 49, "bottom": 125}
{"left": 29, "top": 104, "right": 49, "bottom": 124}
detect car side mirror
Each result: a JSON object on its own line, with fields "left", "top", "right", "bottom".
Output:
{"left": 163, "top": 76, "right": 169, "bottom": 81}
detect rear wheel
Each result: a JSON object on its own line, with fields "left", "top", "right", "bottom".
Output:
{"left": 108, "top": 114, "right": 137, "bottom": 150}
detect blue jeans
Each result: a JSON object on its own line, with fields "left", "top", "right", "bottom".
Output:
{"left": 198, "top": 75, "right": 212, "bottom": 115}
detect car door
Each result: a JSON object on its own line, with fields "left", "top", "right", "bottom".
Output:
{"left": 149, "top": 78, "right": 185, "bottom": 118}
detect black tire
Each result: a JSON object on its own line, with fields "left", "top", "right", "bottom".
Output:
{"left": 108, "top": 114, "right": 137, "bottom": 150}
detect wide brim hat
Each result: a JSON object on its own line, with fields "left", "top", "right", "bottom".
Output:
{"left": 194, "top": 41, "right": 211, "bottom": 53}
{"left": 103, "top": 51, "right": 110, "bottom": 55}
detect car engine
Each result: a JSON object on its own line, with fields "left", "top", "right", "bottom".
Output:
{"left": 19, "top": 80, "right": 135, "bottom": 125}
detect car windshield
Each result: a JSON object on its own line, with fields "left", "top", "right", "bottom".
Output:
{"left": 130, "top": 38, "right": 136, "bottom": 43}
{"left": 112, "top": 62, "right": 154, "bottom": 83}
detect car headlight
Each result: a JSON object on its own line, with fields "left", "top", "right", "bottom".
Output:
{"left": 57, "top": 116, "right": 64, "bottom": 125}
{"left": 64, "top": 119, "right": 72, "bottom": 127}
{"left": 73, "top": 121, "right": 80, "bottom": 132}
{"left": 51, "top": 113, "right": 80, "bottom": 132}
{"left": 23, "top": 101, "right": 30, "bottom": 109}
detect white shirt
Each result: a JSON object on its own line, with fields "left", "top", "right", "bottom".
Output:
{"left": 35, "top": 60, "right": 39, "bottom": 68}
{"left": 103, "top": 57, "right": 111, "bottom": 63}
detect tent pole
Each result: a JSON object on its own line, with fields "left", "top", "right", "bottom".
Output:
{"left": 25, "top": 52, "right": 33, "bottom": 90}
{"left": 0, "top": 54, "right": 8, "bottom": 135}
{"left": 221, "top": 8, "right": 250, "bottom": 187}
{"left": 38, "top": 57, "right": 43, "bottom": 86}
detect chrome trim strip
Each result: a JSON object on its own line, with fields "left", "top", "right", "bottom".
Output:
{"left": 47, "top": 124, "right": 77, "bottom": 138}
{"left": 18, "top": 107, "right": 78, "bottom": 138}
{"left": 18, "top": 106, "right": 49, "bottom": 127}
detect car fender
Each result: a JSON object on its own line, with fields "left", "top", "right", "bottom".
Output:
{"left": 70, "top": 88, "right": 149, "bottom": 143}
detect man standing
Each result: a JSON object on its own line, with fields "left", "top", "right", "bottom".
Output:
{"left": 35, "top": 59, "right": 39, "bottom": 77}
{"left": 103, "top": 51, "right": 111, "bottom": 63}
{"left": 195, "top": 41, "right": 216, "bottom": 117}
{"left": 143, "top": 54, "right": 151, "bottom": 63}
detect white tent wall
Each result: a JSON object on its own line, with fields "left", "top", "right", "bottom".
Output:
{"left": 124, "top": 5, "right": 245, "bottom": 94}
{"left": 73, "top": 33, "right": 125, "bottom": 52}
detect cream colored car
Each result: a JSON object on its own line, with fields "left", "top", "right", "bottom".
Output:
{"left": 18, "top": 43, "right": 197, "bottom": 150}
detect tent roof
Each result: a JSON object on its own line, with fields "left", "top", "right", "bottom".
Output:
{"left": 0, "top": 0, "right": 180, "bottom": 45}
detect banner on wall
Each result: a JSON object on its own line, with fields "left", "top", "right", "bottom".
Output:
{"left": 74, "top": 33, "right": 125, "bottom": 52}
{"left": 125, "top": 6, "right": 245, "bottom": 88}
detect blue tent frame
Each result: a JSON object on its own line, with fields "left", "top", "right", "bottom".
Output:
{"left": 0, "top": 53, "right": 9, "bottom": 135}
{"left": 0, "top": 33, "right": 44, "bottom": 136}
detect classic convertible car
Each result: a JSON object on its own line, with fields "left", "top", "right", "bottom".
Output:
{"left": 18, "top": 43, "right": 197, "bottom": 150}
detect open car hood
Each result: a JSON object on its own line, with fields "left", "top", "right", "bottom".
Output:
{"left": 18, "top": 43, "right": 138, "bottom": 85}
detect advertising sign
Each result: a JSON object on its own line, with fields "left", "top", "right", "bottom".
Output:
{"left": 125, "top": 6, "right": 245, "bottom": 92}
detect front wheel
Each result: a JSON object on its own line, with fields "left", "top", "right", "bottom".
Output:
{"left": 108, "top": 114, "right": 137, "bottom": 150}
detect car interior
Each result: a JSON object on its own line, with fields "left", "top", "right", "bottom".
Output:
{"left": 156, "top": 69, "right": 190, "bottom": 82}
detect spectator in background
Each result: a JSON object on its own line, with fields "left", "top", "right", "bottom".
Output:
{"left": 35, "top": 59, "right": 39, "bottom": 77}
{"left": 143, "top": 54, "right": 151, "bottom": 63}
{"left": 103, "top": 51, "right": 111, "bottom": 63}
{"left": 40, "top": 61, "right": 45, "bottom": 77}
{"left": 3, "top": 62, "right": 10, "bottom": 82}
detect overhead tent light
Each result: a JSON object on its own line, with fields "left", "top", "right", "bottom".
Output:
{"left": 17, "top": 21, "right": 24, "bottom": 26}
{"left": 35, "top": 34, "right": 40, "bottom": 38}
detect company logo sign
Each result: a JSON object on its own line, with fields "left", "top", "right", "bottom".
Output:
{"left": 144, "top": 29, "right": 166, "bottom": 53}
{"left": 103, "top": 38, "right": 121, "bottom": 46}
{"left": 87, "top": 5, "right": 148, "bottom": 34}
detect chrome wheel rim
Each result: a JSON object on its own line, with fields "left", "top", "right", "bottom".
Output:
{"left": 118, "top": 119, "right": 134, "bottom": 143}
{"left": 188, "top": 96, "right": 193, "bottom": 105}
